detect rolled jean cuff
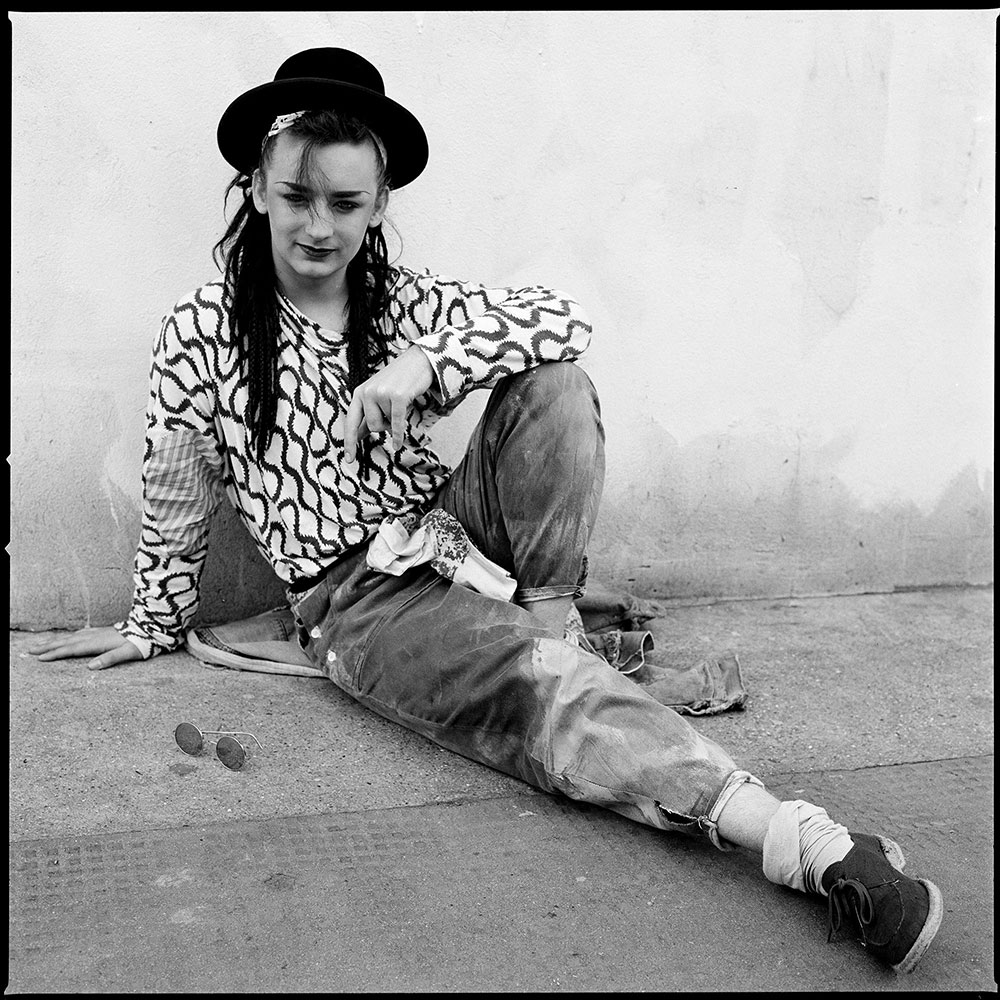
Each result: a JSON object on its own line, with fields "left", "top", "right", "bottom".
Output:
{"left": 699, "top": 769, "right": 766, "bottom": 852}
{"left": 515, "top": 584, "right": 583, "bottom": 604}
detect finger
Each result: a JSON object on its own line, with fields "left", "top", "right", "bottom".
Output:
{"left": 343, "top": 392, "right": 366, "bottom": 464}
{"left": 28, "top": 638, "right": 61, "bottom": 655}
{"left": 362, "top": 394, "right": 388, "bottom": 437}
{"left": 28, "top": 630, "right": 96, "bottom": 655}
{"left": 35, "top": 638, "right": 107, "bottom": 661}
{"left": 87, "top": 644, "right": 140, "bottom": 672}
{"left": 390, "top": 394, "right": 408, "bottom": 450}
{"left": 35, "top": 648, "right": 74, "bottom": 662}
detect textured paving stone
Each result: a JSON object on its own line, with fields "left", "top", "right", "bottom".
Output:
{"left": 10, "top": 587, "right": 992, "bottom": 992}
{"left": 9, "top": 756, "right": 993, "bottom": 993}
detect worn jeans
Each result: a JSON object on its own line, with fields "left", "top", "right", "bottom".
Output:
{"left": 290, "top": 363, "right": 754, "bottom": 846}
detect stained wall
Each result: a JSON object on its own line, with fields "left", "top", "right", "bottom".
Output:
{"left": 10, "top": 11, "right": 993, "bottom": 628}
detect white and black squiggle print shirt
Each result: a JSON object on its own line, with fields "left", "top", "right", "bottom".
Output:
{"left": 115, "top": 267, "right": 592, "bottom": 658}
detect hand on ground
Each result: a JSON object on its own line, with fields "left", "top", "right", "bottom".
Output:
{"left": 28, "top": 627, "right": 143, "bottom": 671}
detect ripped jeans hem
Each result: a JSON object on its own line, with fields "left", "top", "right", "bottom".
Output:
{"left": 704, "top": 769, "right": 766, "bottom": 851}
{"left": 656, "top": 769, "right": 766, "bottom": 852}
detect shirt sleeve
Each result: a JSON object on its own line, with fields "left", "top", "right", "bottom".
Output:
{"left": 392, "top": 268, "right": 593, "bottom": 409}
{"left": 115, "top": 296, "right": 225, "bottom": 659}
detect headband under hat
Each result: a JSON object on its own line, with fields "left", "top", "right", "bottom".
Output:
{"left": 217, "top": 47, "right": 428, "bottom": 189}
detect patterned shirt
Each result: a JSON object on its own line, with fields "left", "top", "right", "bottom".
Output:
{"left": 115, "top": 267, "right": 592, "bottom": 658}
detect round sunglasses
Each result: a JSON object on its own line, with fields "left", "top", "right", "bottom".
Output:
{"left": 174, "top": 722, "right": 263, "bottom": 771}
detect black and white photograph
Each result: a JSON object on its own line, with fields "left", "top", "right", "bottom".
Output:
{"left": 9, "top": 10, "right": 994, "bottom": 993}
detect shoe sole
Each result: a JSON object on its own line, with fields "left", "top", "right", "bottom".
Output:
{"left": 891, "top": 878, "right": 944, "bottom": 975}
{"left": 187, "top": 629, "right": 324, "bottom": 678}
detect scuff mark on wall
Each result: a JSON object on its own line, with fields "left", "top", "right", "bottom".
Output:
{"left": 589, "top": 416, "right": 992, "bottom": 600}
{"left": 100, "top": 399, "right": 143, "bottom": 533}
{"left": 773, "top": 14, "right": 894, "bottom": 343}
{"left": 56, "top": 520, "right": 94, "bottom": 628}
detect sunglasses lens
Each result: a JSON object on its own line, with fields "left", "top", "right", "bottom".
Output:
{"left": 174, "top": 722, "right": 204, "bottom": 756}
{"left": 216, "top": 736, "right": 247, "bottom": 771}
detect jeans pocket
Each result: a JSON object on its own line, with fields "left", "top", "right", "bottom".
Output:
{"left": 352, "top": 573, "right": 442, "bottom": 690}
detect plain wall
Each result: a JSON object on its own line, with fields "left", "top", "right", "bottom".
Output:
{"left": 10, "top": 10, "right": 994, "bottom": 629}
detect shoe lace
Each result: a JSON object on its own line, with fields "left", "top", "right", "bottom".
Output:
{"left": 827, "top": 876, "right": 897, "bottom": 946}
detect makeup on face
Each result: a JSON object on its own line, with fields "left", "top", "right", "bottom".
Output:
{"left": 255, "top": 135, "right": 386, "bottom": 296}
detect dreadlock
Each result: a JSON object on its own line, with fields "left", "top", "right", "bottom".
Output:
{"left": 213, "top": 109, "right": 397, "bottom": 460}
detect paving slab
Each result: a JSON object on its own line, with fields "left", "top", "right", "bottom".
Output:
{"left": 8, "top": 586, "right": 994, "bottom": 992}
{"left": 7, "top": 757, "right": 993, "bottom": 993}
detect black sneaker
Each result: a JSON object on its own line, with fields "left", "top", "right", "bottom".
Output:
{"left": 822, "top": 843, "right": 943, "bottom": 974}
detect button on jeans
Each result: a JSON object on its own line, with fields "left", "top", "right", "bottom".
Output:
{"left": 291, "top": 363, "right": 753, "bottom": 846}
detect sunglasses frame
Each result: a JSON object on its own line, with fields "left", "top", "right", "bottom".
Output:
{"left": 174, "top": 722, "right": 263, "bottom": 770}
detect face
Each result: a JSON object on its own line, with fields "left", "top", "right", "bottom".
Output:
{"left": 252, "top": 133, "right": 388, "bottom": 295}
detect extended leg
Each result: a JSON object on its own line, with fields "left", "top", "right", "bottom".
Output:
{"left": 292, "top": 362, "right": 942, "bottom": 974}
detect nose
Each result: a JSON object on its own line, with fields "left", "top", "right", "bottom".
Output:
{"left": 304, "top": 204, "right": 336, "bottom": 240}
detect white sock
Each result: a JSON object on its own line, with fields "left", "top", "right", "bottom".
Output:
{"left": 763, "top": 800, "right": 855, "bottom": 895}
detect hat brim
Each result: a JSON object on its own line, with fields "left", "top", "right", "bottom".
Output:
{"left": 217, "top": 78, "right": 428, "bottom": 189}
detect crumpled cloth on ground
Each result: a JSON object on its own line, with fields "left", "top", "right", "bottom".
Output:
{"left": 567, "top": 590, "right": 749, "bottom": 716}
{"left": 366, "top": 508, "right": 517, "bottom": 602}
{"left": 574, "top": 579, "right": 669, "bottom": 633}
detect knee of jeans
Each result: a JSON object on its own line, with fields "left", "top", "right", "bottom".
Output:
{"left": 508, "top": 364, "right": 604, "bottom": 448}
{"left": 516, "top": 362, "right": 598, "bottom": 408}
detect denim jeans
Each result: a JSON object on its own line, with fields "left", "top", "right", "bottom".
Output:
{"left": 290, "top": 363, "right": 753, "bottom": 846}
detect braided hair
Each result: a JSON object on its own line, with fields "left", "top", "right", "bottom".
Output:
{"left": 213, "top": 109, "right": 397, "bottom": 460}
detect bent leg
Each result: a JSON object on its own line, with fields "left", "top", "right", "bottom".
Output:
{"left": 435, "top": 362, "right": 605, "bottom": 620}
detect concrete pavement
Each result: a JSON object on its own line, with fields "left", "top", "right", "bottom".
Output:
{"left": 8, "top": 586, "right": 995, "bottom": 992}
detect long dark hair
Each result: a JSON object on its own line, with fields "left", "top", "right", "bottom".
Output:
{"left": 213, "top": 109, "right": 398, "bottom": 460}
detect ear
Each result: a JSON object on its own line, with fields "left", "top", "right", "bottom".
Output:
{"left": 368, "top": 188, "right": 389, "bottom": 229}
{"left": 251, "top": 169, "right": 268, "bottom": 215}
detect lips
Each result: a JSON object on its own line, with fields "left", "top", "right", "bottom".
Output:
{"left": 299, "top": 244, "right": 335, "bottom": 258}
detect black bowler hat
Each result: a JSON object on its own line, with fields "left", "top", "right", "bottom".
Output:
{"left": 217, "top": 47, "right": 428, "bottom": 188}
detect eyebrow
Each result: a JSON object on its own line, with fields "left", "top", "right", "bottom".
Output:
{"left": 276, "top": 180, "right": 371, "bottom": 197}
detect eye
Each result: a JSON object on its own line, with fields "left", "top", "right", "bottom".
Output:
{"left": 334, "top": 201, "right": 359, "bottom": 213}
{"left": 283, "top": 193, "right": 307, "bottom": 205}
